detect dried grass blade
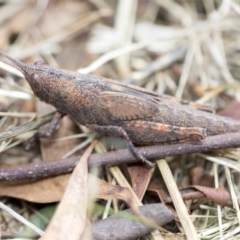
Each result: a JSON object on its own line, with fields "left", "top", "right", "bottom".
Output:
{"left": 157, "top": 159, "right": 199, "bottom": 240}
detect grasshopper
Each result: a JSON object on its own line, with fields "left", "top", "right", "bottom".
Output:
{"left": 1, "top": 50, "right": 240, "bottom": 167}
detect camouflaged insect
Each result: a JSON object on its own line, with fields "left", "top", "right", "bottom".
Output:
{"left": 1, "top": 50, "right": 240, "bottom": 167}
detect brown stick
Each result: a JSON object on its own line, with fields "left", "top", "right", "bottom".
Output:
{"left": 1, "top": 132, "right": 240, "bottom": 181}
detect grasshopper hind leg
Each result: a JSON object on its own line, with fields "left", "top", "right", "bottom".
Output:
{"left": 118, "top": 127, "right": 155, "bottom": 167}
{"left": 87, "top": 121, "right": 206, "bottom": 167}
{"left": 87, "top": 124, "right": 155, "bottom": 167}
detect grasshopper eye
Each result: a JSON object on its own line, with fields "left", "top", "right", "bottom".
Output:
{"left": 32, "top": 73, "right": 43, "bottom": 92}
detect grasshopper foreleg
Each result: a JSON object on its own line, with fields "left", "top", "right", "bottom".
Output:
{"left": 26, "top": 111, "right": 66, "bottom": 149}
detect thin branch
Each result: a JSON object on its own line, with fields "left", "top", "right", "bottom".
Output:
{"left": 1, "top": 132, "right": 240, "bottom": 181}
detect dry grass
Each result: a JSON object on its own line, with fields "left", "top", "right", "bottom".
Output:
{"left": 0, "top": 0, "right": 240, "bottom": 239}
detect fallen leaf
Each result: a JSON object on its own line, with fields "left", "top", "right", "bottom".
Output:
{"left": 89, "top": 174, "right": 138, "bottom": 210}
{"left": 147, "top": 177, "right": 177, "bottom": 218}
{"left": 189, "top": 166, "right": 214, "bottom": 187}
{"left": 164, "top": 185, "right": 237, "bottom": 209}
{"left": 183, "top": 185, "right": 235, "bottom": 207}
{"left": 42, "top": 140, "right": 96, "bottom": 240}
{"left": 148, "top": 177, "right": 170, "bottom": 204}
{"left": 0, "top": 171, "right": 147, "bottom": 206}
{"left": 0, "top": 174, "right": 69, "bottom": 203}
{"left": 127, "top": 164, "right": 154, "bottom": 200}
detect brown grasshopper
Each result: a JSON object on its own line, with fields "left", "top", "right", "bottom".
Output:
{"left": 1, "top": 50, "right": 240, "bottom": 167}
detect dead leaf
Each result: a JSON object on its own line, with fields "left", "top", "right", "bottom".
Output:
{"left": 164, "top": 185, "right": 238, "bottom": 209}
{"left": 0, "top": 170, "right": 147, "bottom": 206}
{"left": 42, "top": 140, "right": 96, "bottom": 240}
{"left": 127, "top": 164, "right": 154, "bottom": 200}
{"left": 0, "top": 174, "right": 69, "bottom": 203}
{"left": 148, "top": 177, "right": 170, "bottom": 204}
{"left": 189, "top": 166, "right": 214, "bottom": 187}
{"left": 183, "top": 185, "right": 235, "bottom": 207}
{"left": 89, "top": 174, "right": 138, "bottom": 210}
{"left": 147, "top": 177, "right": 178, "bottom": 218}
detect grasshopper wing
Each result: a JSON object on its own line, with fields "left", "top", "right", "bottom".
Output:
{"left": 99, "top": 91, "right": 159, "bottom": 121}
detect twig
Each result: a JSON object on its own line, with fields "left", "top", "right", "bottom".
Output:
{"left": 1, "top": 132, "right": 240, "bottom": 182}
{"left": 88, "top": 203, "right": 174, "bottom": 240}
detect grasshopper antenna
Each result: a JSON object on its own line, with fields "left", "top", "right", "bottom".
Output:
{"left": 0, "top": 50, "right": 25, "bottom": 73}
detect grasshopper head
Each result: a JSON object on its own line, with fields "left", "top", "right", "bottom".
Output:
{"left": 0, "top": 51, "right": 66, "bottom": 102}
{"left": 0, "top": 51, "right": 80, "bottom": 113}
